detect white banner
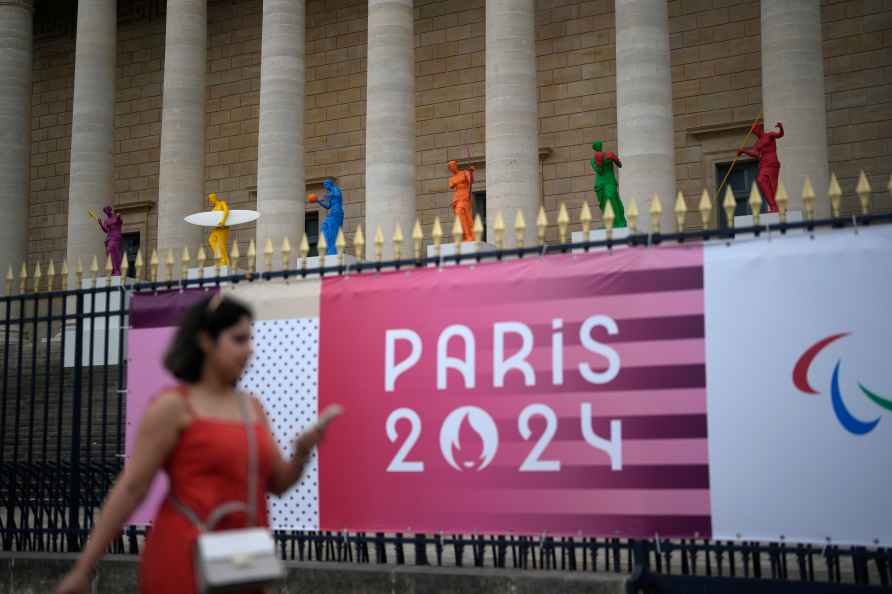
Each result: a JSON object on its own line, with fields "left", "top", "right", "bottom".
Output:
{"left": 705, "top": 226, "right": 892, "bottom": 545}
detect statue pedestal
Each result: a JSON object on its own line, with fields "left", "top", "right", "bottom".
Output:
{"left": 734, "top": 209, "right": 803, "bottom": 231}
{"left": 303, "top": 254, "right": 357, "bottom": 276}
{"left": 571, "top": 228, "right": 631, "bottom": 253}
{"left": 186, "top": 266, "right": 231, "bottom": 282}
{"left": 426, "top": 241, "right": 497, "bottom": 266}
{"left": 64, "top": 275, "right": 128, "bottom": 367}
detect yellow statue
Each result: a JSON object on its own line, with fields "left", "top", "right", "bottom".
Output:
{"left": 207, "top": 193, "right": 230, "bottom": 266}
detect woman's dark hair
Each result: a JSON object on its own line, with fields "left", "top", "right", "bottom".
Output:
{"left": 163, "top": 293, "right": 254, "bottom": 383}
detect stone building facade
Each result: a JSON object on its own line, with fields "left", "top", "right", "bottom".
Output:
{"left": 2, "top": 0, "right": 890, "bottom": 278}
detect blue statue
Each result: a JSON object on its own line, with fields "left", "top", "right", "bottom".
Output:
{"left": 309, "top": 179, "right": 344, "bottom": 256}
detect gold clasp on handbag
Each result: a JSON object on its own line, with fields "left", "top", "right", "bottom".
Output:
{"left": 229, "top": 553, "right": 254, "bottom": 569}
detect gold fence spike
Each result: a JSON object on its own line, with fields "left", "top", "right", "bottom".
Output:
{"left": 263, "top": 239, "right": 274, "bottom": 273}
{"left": 120, "top": 253, "right": 129, "bottom": 283}
{"left": 431, "top": 216, "right": 443, "bottom": 258}
{"left": 61, "top": 260, "right": 69, "bottom": 291}
{"left": 603, "top": 200, "right": 615, "bottom": 241}
{"left": 247, "top": 239, "right": 257, "bottom": 277}
{"left": 514, "top": 209, "right": 526, "bottom": 248}
{"left": 722, "top": 186, "right": 736, "bottom": 229}
{"left": 317, "top": 232, "right": 328, "bottom": 268}
{"left": 856, "top": 170, "right": 871, "bottom": 215}
{"left": 165, "top": 249, "right": 174, "bottom": 282}
{"left": 374, "top": 225, "right": 384, "bottom": 263}
{"left": 150, "top": 249, "right": 159, "bottom": 282}
{"left": 698, "top": 189, "right": 712, "bottom": 230}
{"left": 536, "top": 206, "right": 548, "bottom": 246}
{"left": 887, "top": 173, "right": 892, "bottom": 200}
{"left": 335, "top": 229, "right": 346, "bottom": 267}
{"left": 19, "top": 262, "right": 28, "bottom": 294}
{"left": 473, "top": 214, "right": 484, "bottom": 252}
{"left": 105, "top": 254, "right": 113, "bottom": 281}
{"left": 802, "top": 177, "right": 816, "bottom": 223}
{"left": 580, "top": 201, "right": 592, "bottom": 241}
{"left": 649, "top": 194, "right": 663, "bottom": 234}
{"left": 674, "top": 191, "right": 688, "bottom": 233}
{"left": 411, "top": 219, "right": 423, "bottom": 261}
{"left": 5, "top": 266, "right": 13, "bottom": 296}
{"left": 90, "top": 254, "right": 99, "bottom": 282}
{"left": 47, "top": 260, "right": 56, "bottom": 292}
{"left": 282, "top": 237, "right": 292, "bottom": 270}
{"left": 776, "top": 182, "right": 790, "bottom": 224}
{"left": 230, "top": 241, "right": 240, "bottom": 273}
{"left": 451, "top": 217, "right": 462, "bottom": 251}
{"left": 748, "top": 183, "right": 762, "bottom": 226}
{"left": 828, "top": 172, "right": 842, "bottom": 219}
{"left": 134, "top": 251, "right": 142, "bottom": 282}
{"left": 181, "top": 246, "right": 191, "bottom": 281}
{"left": 196, "top": 246, "right": 206, "bottom": 281}
{"left": 626, "top": 198, "right": 639, "bottom": 233}
{"left": 299, "top": 233, "right": 310, "bottom": 270}
{"left": 354, "top": 225, "right": 365, "bottom": 262}
{"left": 33, "top": 261, "right": 42, "bottom": 293}
{"left": 394, "top": 222, "right": 405, "bottom": 261}
{"left": 493, "top": 211, "right": 505, "bottom": 250}
{"left": 557, "top": 202, "right": 569, "bottom": 244}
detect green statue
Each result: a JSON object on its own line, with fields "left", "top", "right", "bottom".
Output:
{"left": 590, "top": 141, "right": 627, "bottom": 228}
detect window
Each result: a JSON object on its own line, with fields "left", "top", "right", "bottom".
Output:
{"left": 715, "top": 161, "right": 761, "bottom": 229}
{"left": 473, "top": 191, "right": 486, "bottom": 242}
{"left": 121, "top": 232, "right": 140, "bottom": 278}
{"left": 305, "top": 212, "right": 319, "bottom": 258}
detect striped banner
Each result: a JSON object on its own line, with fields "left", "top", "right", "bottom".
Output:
{"left": 318, "top": 246, "right": 709, "bottom": 537}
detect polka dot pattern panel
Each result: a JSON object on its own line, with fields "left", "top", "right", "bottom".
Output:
{"left": 240, "top": 318, "right": 320, "bottom": 530}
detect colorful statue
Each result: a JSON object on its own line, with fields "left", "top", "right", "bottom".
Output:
{"left": 207, "top": 193, "right": 230, "bottom": 266}
{"left": 447, "top": 160, "right": 475, "bottom": 242}
{"left": 591, "top": 141, "right": 627, "bottom": 228}
{"left": 308, "top": 179, "right": 343, "bottom": 256}
{"left": 89, "top": 206, "right": 123, "bottom": 276}
{"left": 737, "top": 122, "right": 783, "bottom": 212}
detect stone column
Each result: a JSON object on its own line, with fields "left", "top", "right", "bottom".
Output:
{"left": 157, "top": 0, "right": 206, "bottom": 255}
{"left": 66, "top": 0, "right": 117, "bottom": 273}
{"left": 256, "top": 0, "right": 305, "bottom": 268}
{"left": 485, "top": 0, "right": 539, "bottom": 247}
{"left": 762, "top": 0, "right": 830, "bottom": 216}
{"left": 0, "top": 0, "right": 33, "bottom": 280}
{"left": 615, "top": 0, "right": 676, "bottom": 233}
{"left": 365, "top": 0, "right": 415, "bottom": 259}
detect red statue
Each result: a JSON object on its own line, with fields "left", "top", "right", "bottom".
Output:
{"left": 447, "top": 160, "right": 475, "bottom": 242}
{"left": 737, "top": 122, "right": 783, "bottom": 212}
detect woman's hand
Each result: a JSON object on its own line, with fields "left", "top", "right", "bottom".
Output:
{"left": 55, "top": 566, "right": 91, "bottom": 594}
{"left": 295, "top": 404, "right": 343, "bottom": 455}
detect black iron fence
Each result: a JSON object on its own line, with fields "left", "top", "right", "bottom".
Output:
{"left": 2, "top": 215, "right": 892, "bottom": 593}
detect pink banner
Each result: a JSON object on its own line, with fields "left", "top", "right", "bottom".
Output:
{"left": 318, "top": 247, "right": 710, "bottom": 537}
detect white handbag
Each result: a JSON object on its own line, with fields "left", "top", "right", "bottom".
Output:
{"left": 169, "top": 393, "right": 286, "bottom": 594}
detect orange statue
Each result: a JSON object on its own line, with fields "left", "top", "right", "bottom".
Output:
{"left": 207, "top": 193, "right": 230, "bottom": 266}
{"left": 448, "top": 160, "right": 475, "bottom": 242}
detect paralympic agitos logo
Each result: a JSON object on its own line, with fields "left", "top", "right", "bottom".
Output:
{"left": 793, "top": 333, "right": 892, "bottom": 435}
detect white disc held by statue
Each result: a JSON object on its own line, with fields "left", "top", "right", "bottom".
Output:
{"left": 185, "top": 209, "right": 259, "bottom": 227}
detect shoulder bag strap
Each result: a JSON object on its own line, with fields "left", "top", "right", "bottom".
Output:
{"left": 237, "top": 392, "right": 258, "bottom": 527}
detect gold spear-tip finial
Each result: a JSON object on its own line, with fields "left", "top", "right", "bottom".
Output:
{"left": 354, "top": 225, "right": 366, "bottom": 262}
{"left": 802, "top": 176, "right": 816, "bottom": 222}
{"left": 776, "top": 181, "right": 789, "bottom": 224}
{"left": 856, "top": 170, "right": 871, "bottom": 216}
{"left": 828, "top": 172, "right": 842, "bottom": 219}
{"left": 536, "top": 206, "right": 548, "bottom": 246}
{"left": 626, "top": 198, "right": 639, "bottom": 233}
{"left": 722, "top": 186, "right": 736, "bottom": 229}
{"left": 748, "top": 183, "right": 762, "bottom": 226}
{"left": 580, "top": 201, "right": 592, "bottom": 241}
{"left": 698, "top": 189, "right": 712, "bottom": 230}
{"left": 674, "top": 191, "right": 688, "bottom": 233}
{"left": 557, "top": 202, "right": 569, "bottom": 244}
{"left": 649, "top": 194, "right": 663, "bottom": 233}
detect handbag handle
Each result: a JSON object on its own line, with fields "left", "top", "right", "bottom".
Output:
{"left": 169, "top": 392, "right": 259, "bottom": 531}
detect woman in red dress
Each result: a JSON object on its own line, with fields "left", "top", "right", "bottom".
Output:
{"left": 56, "top": 294, "right": 342, "bottom": 594}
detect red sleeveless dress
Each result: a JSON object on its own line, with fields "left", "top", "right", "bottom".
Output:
{"left": 139, "top": 387, "right": 278, "bottom": 594}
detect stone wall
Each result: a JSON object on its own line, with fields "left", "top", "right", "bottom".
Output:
{"left": 24, "top": 0, "right": 892, "bottom": 266}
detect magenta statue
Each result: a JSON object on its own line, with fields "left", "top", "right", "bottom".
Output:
{"left": 737, "top": 122, "right": 783, "bottom": 212}
{"left": 91, "top": 206, "right": 124, "bottom": 276}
